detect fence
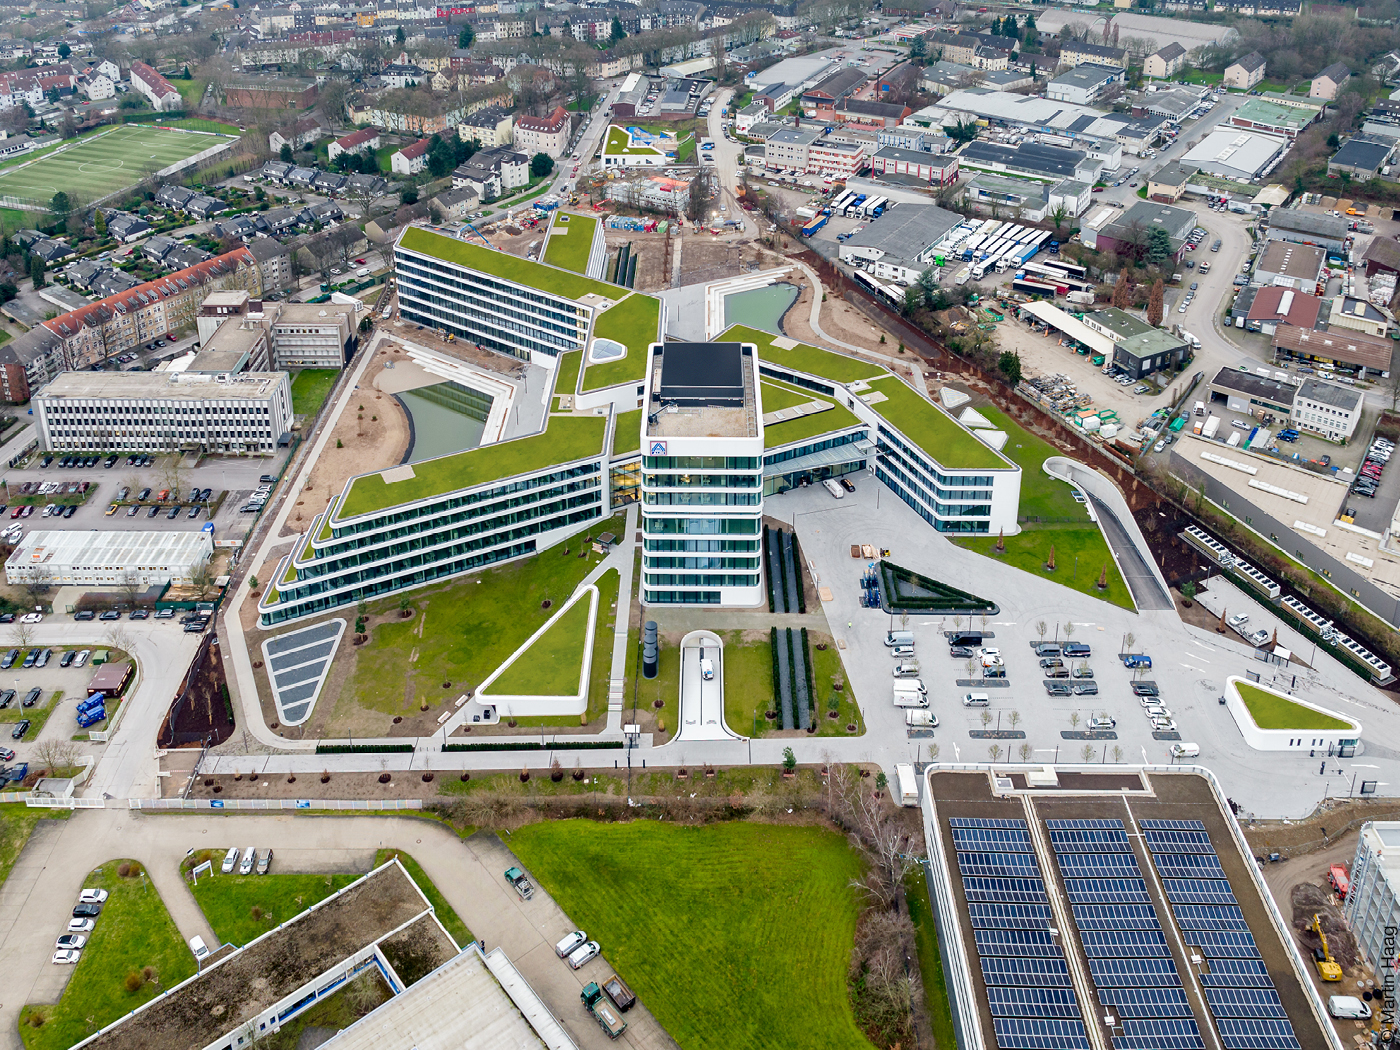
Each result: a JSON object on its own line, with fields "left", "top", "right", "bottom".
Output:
{"left": 128, "top": 797, "right": 424, "bottom": 811}
{"left": 26, "top": 796, "right": 105, "bottom": 808}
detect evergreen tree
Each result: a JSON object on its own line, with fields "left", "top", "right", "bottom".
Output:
{"left": 95, "top": 209, "right": 107, "bottom": 237}
{"left": 609, "top": 15, "right": 626, "bottom": 43}
{"left": 280, "top": 143, "right": 293, "bottom": 163}
{"left": 1111, "top": 269, "right": 1131, "bottom": 308}
{"left": 458, "top": 24, "right": 474, "bottom": 48}
{"left": 1146, "top": 227, "right": 1172, "bottom": 266}
{"left": 998, "top": 351, "right": 1022, "bottom": 385}
{"left": 1147, "top": 278, "right": 1164, "bottom": 327}
{"left": 30, "top": 255, "right": 45, "bottom": 289}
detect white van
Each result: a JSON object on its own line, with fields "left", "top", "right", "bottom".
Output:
{"left": 891, "top": 644, "right": 915, "bottom": 659}
{"left": 884, "top": 631, "right": 914, "bottom": 648}
{"left": 906, "top": 709, "right": 938, "bottom": 728}
{"left": 189, "top": 936, "right": 210, "bottom": 961}
{"left": 895, "top": 763, "right": 919, "bottom": 807}
{"left": 1169, "top": 742, "right": 1200, "bottom": 759}
{"left": 893, "top": 688, "right": 929, "bottom": 709}
{"left": 1329, "top": 996, "right": 1371, "bottom": 1020}
{"left": 700, "top": 657, "right": 714, "bottom": 680}
{"left": 962, "top": 692, "right": 990, "bottom": 707}
{"left": 238, "top": 846, "right": 256, "bottom": 875}
{"left": 822, "top": 478, "right": 844, "bottom": 498}
{"left": 892, "top": 661, "right": 921, "bottom": 678}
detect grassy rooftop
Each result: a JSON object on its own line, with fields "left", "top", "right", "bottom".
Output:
{"left": 553, "top": 350, "right": 582, "bottom": 402}
{"left": 337, "top": 415, "right": 608, "bottom": 519}
{"left": 398, "top": 226, "right": 617, "bottom": 303}
{"left": 543, "top": 212, "right": 598, "bottom": 275}
{"left": 613, "top": 408, "right": 642, "bottom": 457}
{"left": 719, "top": 324, "right": 884, "bottom": 385}
{"left": 604, "top": 125, "right": 669, "bottom": 156}
{"left": 762, "top": 378, "right": 861, "bottom": 451}
{"left": 867, "top": 376, "right": 1010, "bottom": 470}
{"left": 1235, "top": 680, "right": 1353, "bottom": 731}
{"left": 581, "top": 293, "right": 661, "bottom": 392}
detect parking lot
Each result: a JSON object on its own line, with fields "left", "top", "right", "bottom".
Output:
{"left": 0, "top": 451, "right": 290, "bottom": 544}
{"left": 0, "top": 644, "right": 126, "bottom": 758}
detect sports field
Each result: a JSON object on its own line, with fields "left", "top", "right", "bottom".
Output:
{"left": 0, "top": 124, "right": 235, "bottom": 206}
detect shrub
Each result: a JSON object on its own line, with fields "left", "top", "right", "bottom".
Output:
{"left": 124, "top": 972, "right": 142, "bottom": 993}
{"left": 117, "top": 862, "right": 130, "bottom": 877}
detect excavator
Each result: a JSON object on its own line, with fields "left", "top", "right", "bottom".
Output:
{"left": 1311, "top": 914, "right": 1343, "bottom": 982}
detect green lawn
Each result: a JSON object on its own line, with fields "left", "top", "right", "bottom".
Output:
{"left": 398, "top": 227, "right": 617, "bottom": 302}
{"left": 508, "top": 821, "right": 875, "bottom": 1050}
{"left": 1234, "top": 681, "right": 1352, "bottom": 730}
{"left": 290, "top": 368, "right": 339, "bottom": 417}
{"left": 21, "top": 860, "right": 196, "bottom": 1050}
{"left": 487, "top": 593, "right": 593, "bottom": 696}
{"left": 0, "top": 805, "right": 66, "bottom": 886}
{"left": 192, "top": 872, "right": 358, "bottom": 946}
{"left": 613, "top": 409, "right": 642, "bottom": 457}
{"left": 721, "top": 324, "right": 885, "bottom": 385}
{"left": 163, "top": 118, "right": 241, "bottom": 134}
{"left": 1177, "top": 70, "right": 1223, "bottom": 86}
{"left": 0, "top": 124, "right": 233, "bottom": 206}
{"left": 172, "top": 77, "right": 207, "bottom": 109}
{"left": 340, "top": 515, "right": 621, "bottom": 717}
{"left": 553, "top": 350, "right": 582, "bottom": 402}
{"left": 906, "top": 867, "right": 957, "bottom": 1050}
{"left": 720, "top": 631, "right": 774, "bottom": 738}
{"left": 951, "top": 406, "right": 1132, "bottom": 611}
{"left": 543, "top": 212, "right": 598, "bottom": 274}
{"left": 373, "top": 850, "right": 472, "bottom": 947}
{"left": 337, "top": 415, "right": 607, "bottom": 518}
{"left": 762, "top": 378, "right": 861, "bottom": 451}
{"left": 581, "top": 293, "right": 661, "bottom": 392}
{"left": 603, "top": 125, "right": 669, "bottom": 157}
{"left": 867, "top": 376, "right": 1009, "bottom": 471}
{"left": 509, "top": 567, "right": 620, "bottom": 729}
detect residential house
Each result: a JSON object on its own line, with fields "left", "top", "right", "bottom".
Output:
{"left": 79, "top": 69, "right": 116, "bottom": 100}
{"left": 1060, "top": 41, "right": 1127, "bottom": 69}
{"left": 269, "top": 116, "right": 325, "bottom": 154}
{"left": 430, "top": 185, "right": 478, "bottom": 221}
{"left": 128, "top": 60, "right": 181, "bottom": 110}
{"left": 104, "top": 212, "right": 151, "bottom": 243}
{"left": 459, "top": 106, "right": 514, "bottom": 149}
{"left": 391, "top": 138, "right": 431, "bottom": 175}
{"left": 1144, "top": 43, "right": 1187, "bottom": 79}
{"left": 512, "top": 106, "right": 570, "bottom": 158}
{"left": 327, "top": 128, "right": 380, "bottom": 162}
{"left": 1224, "top": 52, "right": 1267, "bottom": 90}
{"left": 1312, "top": 62, "right": 1351, "bottom": 101}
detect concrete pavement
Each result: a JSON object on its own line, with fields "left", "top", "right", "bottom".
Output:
{"left": 0, "top": 810, "right": 678, "bottom": 1050}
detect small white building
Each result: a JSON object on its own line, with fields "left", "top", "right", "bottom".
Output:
{"left": 1293, "top": 377, "right": 1362, "bottom": 441}
{"left": 1221, "top": 675, "right": 1362, "bottom": 753}
{"left": 5, "top": 529, "right": 214, "bottom": 587}
{"left": 391, "top": 139, "right": 430, "bottom": 176}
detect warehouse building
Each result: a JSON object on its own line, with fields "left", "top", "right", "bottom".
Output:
{"left": 1328, "top": 136, "right": 1392, "bottom": 180}
{"left": 5, "top": 529, "right": 213, "bottom": 587}
{"left": 869, "top": 145, "right": 960, "bottom": 185}
{"left": 1086, "top": 200, "right": 1195, "bottom": 257}
{"left": 1273, "top": 325, "right": 1393, "bottom": 377}
{"left": 1046, "top": 63, "right": 1125, "bottom": 105}
{"left": 1230, "top": 98, "right": 1316, "bottom": 139}
{"left": 957, "top": 140, "right": 1099, "bottom": 184}
{"left": 838, "top": 203, "right": 963, "bottom": 284}
{"left": 1293, "top": 377, "right": 1362, "bottom": 441}
{"left": 33, "top": 370, "right": 293, "bottom": 456}
{"left": 1252, "top": 241, "right": 1325, "bottom": 290}
{"left": 1327, "top": 296, "right": 1389, "bottom": 338}
{"left": 1182, "top": 128, "right": 1289, "bottom": 182}
{"left": 1207, "top": 366, "right": 1297, "bottom": 417}
{"left": 1244, "top": 286, "right": 1322, "bottom": 335}
{"left": 1263, "top": 209, "right": 1349, "bottom": 253}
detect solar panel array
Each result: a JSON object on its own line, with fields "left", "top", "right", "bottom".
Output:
{"left": 951, "top": 817, "right": 1091, "bottom": 1050}
{"left": 1047, "top": 818, "right": 1203, "bottom": 1050}
{"left": 1140, "top": 820, "right": 1300, "bottom": 1050}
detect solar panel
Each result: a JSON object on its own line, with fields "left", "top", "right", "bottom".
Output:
{"left": 959, "top": 852, "right": 1043, "bottom": 877}
{"left": 1174, "top": 905, "right": 1249, "bottom": 932}
{"left": 1098, "top": 988, "right": 1193, "bottom": 1018}
{"left": 1185, "top": 930, "right": 1260, "bottom": 958}
{"left": 1141, "top": 819, "right": 1208, "bottom": 832}
{"left": 1162, "top": 879, "right": 1237, "bottom": 905}
{"left": 1080, "top": 930, "right": 1171, "bottom": 957}
{"left": 965, "top": 877, "right": 1050, "bottom": 903}
{"left": 1072, "top": 904, "right": 1162, "bottom": 931}
{"left": 1199, "top": 960, "right": 1272, "bottom": 987}
{"left": 1049, "top": 819, "right": 1127, "bottom": 830}
{"left": 1122, "top": 1019, "right": 1203, "bottom": 1040}
{"left": 1058, "top": 855, "right": 1144, "bottom": 879}
{"left": 1143, "top": 829, "right": 1215, "bottom": 854}
{"left": 993, "top": 1017, "right": 1092, "bottom": 1049}
{"left": 1113, "top": 1019, "right": 1206, "bottom": 1050}
{"left": 1154, "top": 855, "right": 1226, "bottom": 879}
{"left": 987, "top": 987, "right": 1082, "bottom": 1018}
{"left": 1065, "top": 878, "right": 1151, "bottom": 904}
{"left": 953, "top": 817, "right": 1030, "bottom": 828}
{"left": 976, "top": 928, "right": 1062, "bottom": 957}
{"left": 1087, "top": 958, "right": 1183, "bottom": 987}
{"left": 1049, "top": 829, "right": 1133, "bottom": 853}
{"left": 982, "top": 957, "right": 1072, "bottom": 987}
{"left": 970, "top": 903, "right": 1055, "bottom": 929}
{"left": 1216, "top": 1019, "right": 1300, "bottom": 1050}
{"left": 954, "top": 827, "right": 1035, "bottom": 852}
{"left": 1204, "top": 988, "right": 1287, "bottom": 1019}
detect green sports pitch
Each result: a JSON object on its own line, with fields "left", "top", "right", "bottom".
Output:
{"left": 0, "top": 124, "right": 236, "bottom": 207}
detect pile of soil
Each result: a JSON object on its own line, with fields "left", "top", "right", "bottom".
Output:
{"left": 1291, "top": 882, "right": 1359, "bottom": 972}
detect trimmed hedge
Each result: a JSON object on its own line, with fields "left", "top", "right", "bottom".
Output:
{"left": 442, "top": 741, "right": 624, "bottom": 752}
{"left": 770, "top": 626, "right": 780, "bottom": 714}
{"left": 878, "top": 559, "right": 997, "bottom": 614}
{"left": 800, "top": 627, "right": 815, "bottom": 715}
{"left": 315, "top": 743, "right": 414, "bottom": 754}
{"left": 792, "top": 532, "right": 808, "bottom": 614}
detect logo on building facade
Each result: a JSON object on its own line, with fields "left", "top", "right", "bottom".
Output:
{"left": 649, "top": 441, "right": 667, "bottom": 455}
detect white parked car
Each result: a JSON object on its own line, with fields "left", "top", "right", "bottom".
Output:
{"left": 567, "top": 940, "right": 601, "bottom": 969}
{"left": 220, "top": 846, "right": 240, "bottom": 874}
{"left": 78, "top": 888, "right": 109, "bottom": 904}
{"left": 19, "top": 613, "right": 41, "bottom": 624}
{"left": 52, "top": 949, "right": 81, "bottom": 965}
{"left": 1228, "top": 614, "right": 1250, "bottom": 629}
{"left": 555, "top": 930, "right": 588, "bottom": 958}
{"left": 67, "top": 918, "right": 94, "bottom": 933}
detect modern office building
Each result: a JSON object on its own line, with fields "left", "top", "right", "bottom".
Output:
{"left": 640, "top": 339, "right": 766, "bottom": 607}
{"left": 1344, "top": 822, "right": 1400, "bottom": 986}
{"left": 1293, "top": 377, "right": 1362, "bottom": 441}
{"left": 33, "top": 370, "right": 293, "bottom": 456}
{"left": 393, "top": 225, "right": 660, "bottom": 372}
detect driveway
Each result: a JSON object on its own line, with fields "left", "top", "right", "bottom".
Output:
{"left": 0, "top": 810, "right": 679, "bottom": 1050}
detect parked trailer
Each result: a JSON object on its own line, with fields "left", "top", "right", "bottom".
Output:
{"left": 844, "top": 194, "right": 867, "bottom": 216}
{"left": 862, "top": 195, "right": 887, "bottom": 217}
{"left": 878, "top": 283, "right": 904, "bottom": 307}
{"left": 1013, "top": 278, "right": 1061, "bottom": 297}
{"left": 896, "top": 763, "right": 919, "bottom": 807}
{"left": 801, "top": 214, "right": 828, "bottom": 237}
{"left": 1040, "top": 257, "right": 1089, "bottom": 281}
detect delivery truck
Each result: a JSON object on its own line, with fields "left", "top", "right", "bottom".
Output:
{"left": 895, "top": 763, "right": 919, "bottom": 807}
{"left": 892, "top": 686, "right": 929, "bottom": 708}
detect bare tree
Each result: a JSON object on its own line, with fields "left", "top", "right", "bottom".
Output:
{"left": 9, "top": 623, "right": 34, "bottom": 650}
{"left": 103, "top": 625, "right": 136, "bottom": 656}
{"left": 824, "top": 762, "right": 920, "bottom": 911}
{"left": 189, "top": 558, "right": 215, "bottom": 600}
{"left": 20, "top": 567, "right": 53, "bottom": 608}
{"left": 34, "top": 739, "right": 81, "bottom": 778}
{"left": 117, "top": 570, "right": 142, "bottom": 610}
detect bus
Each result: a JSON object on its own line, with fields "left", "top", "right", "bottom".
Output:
{"left": 1041, "top": 257, "right": 1088, "bottom": 281}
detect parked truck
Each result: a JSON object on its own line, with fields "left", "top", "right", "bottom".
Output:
{"left": 504, "top": 866, "right": 535, "bottom": 901}
{"left": 801, "top": 215, "right": 828, "bottom": 237}
{"left": 1066, "top": 290, "right": 1095, "bottom": 306}
{"left": 76, "top": 693, "right": 105, "bottom": 717}
{"left": 795, "top": 206, "right": 817, "bottom": 220}
{"left": 1201, "top": 415, "right": 1221, "bottom": 440}
{"left": 76, "top": 706, "right": 106, "bottom": 729}
{"left": 581, "top": 983, "right": 628, "bottom": 1038}
{"left": 895, "top": 763, "right": 919, "bottom": 807}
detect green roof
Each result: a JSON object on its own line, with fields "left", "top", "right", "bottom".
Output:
{"left": 1232, "top": 97, "right": 1312, "bottom": 132}
{"left": 398, "top": 226, "right": 617, "bottom": 303}
{"left": 542, "top": 212, "right": 598, "bottom": 274}
{"left": 612, "top": 408, "right": 642, "bottom": 457}
{"left": 581, "top": 293, "right": 661, "bottom": 392}
{"left": 867, "top": 376, "right": 1010, "bottom": 470}
{"left": 1235, "top": 680, "right": 1353, "bottom": 730}
{"left": 719, "top": 324, "right": 884, "bottom": 385}
{"left": 603, "top": 125, "right": 669, "bottom": 156}
{"left": 337, "top": 414, "right": 608, "bottom": 519}
{"left": 761, "top": 379, "right": 862, "bottom": 450}
{"left": 1087, "top": 307, "right": 1154, "bottom": 340}
{"left": 553, "top": 350, "right": 582, "bottom": 401}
